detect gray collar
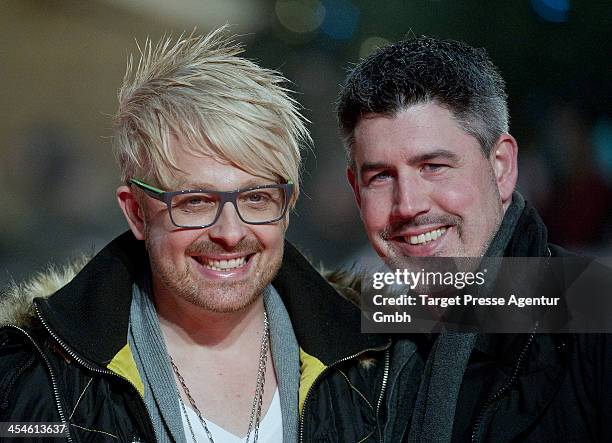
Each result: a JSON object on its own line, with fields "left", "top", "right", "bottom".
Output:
{"left": 128, "top": 274, "right": 299, "bottom": 443}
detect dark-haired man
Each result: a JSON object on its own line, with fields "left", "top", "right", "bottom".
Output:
{"left": 337, "top": 37, "right": 611, "bottom": 442}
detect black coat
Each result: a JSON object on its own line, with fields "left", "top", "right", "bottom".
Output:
{"left": 449, "top": 203, "right": 612, "bottom": 442}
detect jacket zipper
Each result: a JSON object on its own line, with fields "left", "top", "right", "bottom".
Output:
{"left": 298, "top": 340, "right": 391, "bottom": 443}
{"left": 375, "top": 349, "right": 390, "bottom": 443}
{"left": 1, "top": 353, "right": 35, "bottom": 409}
{"left": 34, "top": 305, "right": 160, "bottom": 443}
{"left": 471, "top": 249, "right": 551, "bottom": 441}
{"left": 5, "top": 324, "right": 74, "bottom": 443}
{"left": 470, "top": 328, "right": 537, "bottom": 443}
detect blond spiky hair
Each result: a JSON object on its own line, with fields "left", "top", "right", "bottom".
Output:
{"left": 113, "top": 26, "right": 310, "bottom": 206}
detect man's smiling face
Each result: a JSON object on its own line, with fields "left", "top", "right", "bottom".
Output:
{"left": 139, "top": 138, "right": 286, "bottom": 313}
{"left": 348, "top": 102, "right": 507, "bottom": 259}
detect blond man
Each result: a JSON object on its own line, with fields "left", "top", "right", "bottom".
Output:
{"left": 0, "top": 28, "right": 391, "bottom": 442}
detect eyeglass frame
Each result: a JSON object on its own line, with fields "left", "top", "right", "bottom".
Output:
{"left": 129, "top": 178, "right": 294, "bottom": 229}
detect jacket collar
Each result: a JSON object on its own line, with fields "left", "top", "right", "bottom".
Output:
{"left": 34, "top": 231, "right": 388, "bottom": 366}
{"left": 473, "top": 198, "right": 550, "bottom": 358}
{"left": 35, "top": 231, "right": 144, "bottom": 364}
{"left": 502, "top": 198, "right": 549, "bottom": 258}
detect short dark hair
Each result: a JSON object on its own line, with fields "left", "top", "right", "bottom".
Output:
{"left": 337, "top": 36, "right": 509, "bottom": 168}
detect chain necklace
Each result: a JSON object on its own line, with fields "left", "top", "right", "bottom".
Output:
{"left": 170, "top": 310, "right": 270, "bottom": 443}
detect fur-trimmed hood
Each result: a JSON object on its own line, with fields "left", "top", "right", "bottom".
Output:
{"left": 0, "top": 256, "right": 89, "bottom": 328}
{"left": 321, "top": 268, "right": 361, "bottom": 306}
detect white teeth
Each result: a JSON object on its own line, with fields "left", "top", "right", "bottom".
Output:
{"left": 200, "top": 256, "right": 248, "bottom": 271}
{"left": 409, "top": 227, "right": 447, "bottom": 245}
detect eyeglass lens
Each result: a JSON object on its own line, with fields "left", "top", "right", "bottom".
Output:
{"left": 170, "top": 187, "right": 287, "bottom": 227}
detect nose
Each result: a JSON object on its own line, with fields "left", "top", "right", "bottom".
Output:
{"left": 391, "top": 173, "right": 430, "bottom": 221}
{"left": 207, "top": 202, "right": 248, "bottom": 248}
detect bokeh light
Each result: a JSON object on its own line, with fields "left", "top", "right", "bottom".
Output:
{"left": 276, "top": 0, "right": 326, "bottom": 34}
{"left": 320, "top": 0, "right": 359, "bottom": 40}
{"left": 531, "top": 0, "right": 571, "bottom": 22}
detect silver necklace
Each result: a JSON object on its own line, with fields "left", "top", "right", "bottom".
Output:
{"left": 170, "top": 310, "right": 270, "bottom": 443}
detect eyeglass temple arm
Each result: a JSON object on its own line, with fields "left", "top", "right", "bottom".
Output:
{"left": 130, "top": 179, "right": 166, "bottom": 202}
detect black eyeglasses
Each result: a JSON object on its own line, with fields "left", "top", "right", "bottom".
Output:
{"left": 130, "top": 178, "right": 294, "bottom": 229}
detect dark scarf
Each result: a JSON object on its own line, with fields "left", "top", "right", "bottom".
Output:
{"left": 408, "top": 192, "right": 527, "bottom": 443}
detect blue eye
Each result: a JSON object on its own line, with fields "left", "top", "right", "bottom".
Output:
{"left": 246, "top": 192, "right": 269, "bottom": 203}
{"left": 371, "top": 171, "right": 392, "bottom": 182}
{"left": 422, "top": 164, "right": 447, "bottom": 173}
{"left": 172, "top": 193, "right": 217, "bottom": 213}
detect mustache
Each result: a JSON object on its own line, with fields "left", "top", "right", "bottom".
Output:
{"left": 185, "top": 238, "right": 263, "bottom": 256}
{"left": 380, "top": 214, "right": 461, "bottom": 240}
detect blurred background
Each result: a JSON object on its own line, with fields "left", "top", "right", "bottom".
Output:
{"left": 1, "top": 0, "right": 611, "bottom": 286}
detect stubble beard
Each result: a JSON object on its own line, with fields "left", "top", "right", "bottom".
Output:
{"left": 380, "top": 213, "right": 463, "bottom": 260}
{"left": 146, "top": 236, "right": 284, "bottom": 314}
{"left": 380, "top": 210, "right": 502, "bottom": 264}
{"left": 379, "top": 191, "right": 504, "bottom": 296}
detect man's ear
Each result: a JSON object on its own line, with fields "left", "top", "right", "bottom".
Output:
{"left": 117, "top": 185, "right": 146, "bottom": 240}
{"left": 490, "top": 134, "right": 518, "bottom": 209}
{"left": 347, "top": 167, "right": 362, "bottom": 210}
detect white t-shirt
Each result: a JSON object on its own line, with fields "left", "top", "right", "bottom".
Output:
{"left": 179, "top": 388, "right": 282, "bottom": 443}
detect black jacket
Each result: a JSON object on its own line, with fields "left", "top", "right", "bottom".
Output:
{"left": 0, "top": 232, "right": 392, "bottom": 442}
{"left": 449, "top": 203, "right": 612, "bottom": 442}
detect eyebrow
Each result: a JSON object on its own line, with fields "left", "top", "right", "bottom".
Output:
{"left": 360, "top": 162, "right": 392, "bottom": 178}
{"left": 174, "top": 179, "right": 276, "bottom": 191}
{"left": 359, "top": 148, "right": 459, "bottom": 177}
{"left": 409, "top": 149, "right": 459, "bottom": 165}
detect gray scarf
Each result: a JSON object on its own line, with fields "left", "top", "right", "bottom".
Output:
{"left": 408, "top": 192, "right": 525, "bottom": 443}
{"left": 128, "top": 274, "right": 300, "bottom": 442}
